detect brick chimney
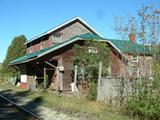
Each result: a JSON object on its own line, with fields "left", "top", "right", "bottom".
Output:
{"left": 129, "top": 33, "right": 136, "bottom": 43}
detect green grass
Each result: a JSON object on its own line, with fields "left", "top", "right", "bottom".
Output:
{"left": 0, "top": 82, "right": 133, "bottom": 120}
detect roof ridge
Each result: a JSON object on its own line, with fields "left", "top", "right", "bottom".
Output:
{"left": 108, "top": 38, "right": 129, "bottom": 41}
{"left": 25, "top": 17, "right": 102, "bottom": 44}
{"left": 108, "top": 39, "right": 146, "bottom": 46}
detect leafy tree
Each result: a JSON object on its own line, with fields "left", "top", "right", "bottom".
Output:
{"left": 114, "top": 4, "right": 160, "bottom": 119}
{"left": 0, "top": 35, "right": 27, "bottom": 81}
{"left": 74, "top": 40, "right": 110, "bottom": 100}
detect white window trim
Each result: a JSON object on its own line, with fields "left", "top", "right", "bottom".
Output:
{"left": 50, "top": 33, "right": 63, "bottom": 43}
{"left": 29, "top": 47, "right": 32, "bottom": 53}
{"left": 88, "top": 47, "right": 98, "bottom": 53}
{"left": 130, "top": 66, "right": 140, "bottom": 77}
{"left": 40, "top": 43, "right": 43, "bottom": 50}
{"left": 40, "top": 41, "right": 45, "bottom": 50}
{"left": 132, "top": 55, "right": 139, "bottom": 62}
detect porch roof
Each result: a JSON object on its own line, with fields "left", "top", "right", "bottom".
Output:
{"left": 10, "top": 43, "right": 61, "bottom": 65}
{"left": 10, "top": 33, "right": 103, "bottom": 65}
{"left": 10, "top": 33, "right": 152, "bottom": 65}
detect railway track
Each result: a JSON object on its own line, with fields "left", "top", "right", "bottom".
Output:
{"left": 0, "top": 95, "right": 40, "bottom": 120}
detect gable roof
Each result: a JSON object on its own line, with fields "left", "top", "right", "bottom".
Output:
{"left": 10, "top": 33, "right": 152, "bottom": 66}
{"left": 25, "top": 17, "right": 102, "bottom": 45}
{"left": 10, "top": 33, "right": 105, "bottom": 65}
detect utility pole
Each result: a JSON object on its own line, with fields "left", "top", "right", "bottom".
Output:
{"left": 97, "top": 62, "right": 102, "bottom": 101}
{"left": 74, "top": 65, "right": 78, "bottom": 94}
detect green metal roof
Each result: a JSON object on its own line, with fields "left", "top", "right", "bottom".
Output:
{"left": 107, "top": 39, "right": 152, "bottom": 55}
{"left": 10, "top": 43, "right": 62, "bottom": 65}
{"left": 10, "top": 33, "right": 152, "bottom": 65}
{"left": 10, "top": 34, "right": 82, "bottom": 65}
{"left": 80, "top": 33, "right": 106, "bottom": 40}
{"left": 79, "top": 33, "right": 152, "bottom": 55}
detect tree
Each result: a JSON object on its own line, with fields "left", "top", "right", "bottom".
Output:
{"left": 0, "top": 35, "right": 27, "bottom": 82}
{"left": 0, "top": 63, "right": 2, "bottom": 81}
{"left": 74, "top": 40, "right": 110, "bottom": 100}
{"left": 115, "top": 5, "right": 160, "bottom": 45}
{"left": 114, "top": 4, "right": 160, "bottom": 119}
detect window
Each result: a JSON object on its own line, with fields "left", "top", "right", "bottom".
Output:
{"left": 131, "top": 66, "right": 139, "bottom": 77}
{"left": 88, "top": 47, "right": 98, "bottom": 53}
{"left": 50, "top": 33, "right": 62, "bottom": 43}
{"left": 40, "top": 41, "right": 45, "bottom": 50}
{"left": 132, "top": 55, "right": 138, "bottom": 62}
{"left": 29, "top": 47, "right": 32, "bottom": 53}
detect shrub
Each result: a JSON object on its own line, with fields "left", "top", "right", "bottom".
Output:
{"left": 86, "top": 80, "right": 97, "bottom": 100}
{"left": 125, "top": 78, "right": 160, "bottom": 120}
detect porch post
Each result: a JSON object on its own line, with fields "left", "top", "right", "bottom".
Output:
{"left": 74, "top": 65, "right": 78, "bottom": 94}
{"left": 97, "top": 62, "right": 102, "bottom": 101}
{"left": 43, "top": 68, "right": 46, "bottom": 89}
{"left": 20, "top": 64, "right": 28, "bottom": 89}
{"left": 58, "top": 58, "right": 63, "bottom": 90}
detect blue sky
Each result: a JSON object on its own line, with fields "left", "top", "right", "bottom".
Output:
{"left": 0, "top": 0, "right": 159, "bottom": 62}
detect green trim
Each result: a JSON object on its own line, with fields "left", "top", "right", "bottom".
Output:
{"left": 10, "top": 43, "right": 61, "bottom": 65}
{"left": 10, "top": 33, "right": 152, "bottom": 65}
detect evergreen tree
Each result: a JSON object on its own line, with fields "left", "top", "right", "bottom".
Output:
{"left": 0, "top": 35, "right": 27, "bottom": 81}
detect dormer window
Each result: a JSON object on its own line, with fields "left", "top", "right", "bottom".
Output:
{"left": 132, "top": 55, "right": 138, "bottom": 62}
{"left": 88, "top": 47, "right": 98, "bottom": 53}
{"left": 50, "top": 33, "right": 63, "bottom": 43}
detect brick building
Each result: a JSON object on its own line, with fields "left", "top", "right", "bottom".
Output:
{"left": 10, "top": 17, "right": 152, "bottom": 91}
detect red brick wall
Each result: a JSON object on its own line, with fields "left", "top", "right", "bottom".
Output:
{"left": 32, "top": 43, "right": 41, "bottom": 52}
{"left": 110, "top": 51, "right": 121, "bottom": 77}
{"left": 20, "top": 82, "right": 28, "bottom": 89}
{"left": 45, "top": 38, "right": 53, "bottom": 48}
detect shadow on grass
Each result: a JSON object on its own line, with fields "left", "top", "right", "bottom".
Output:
{"left": 0, "top": 89, "right": 43, "bottom": 120}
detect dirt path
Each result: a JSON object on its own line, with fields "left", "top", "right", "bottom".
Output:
{"left": 0, "top": 87, "right": 87, "bottom": 120}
